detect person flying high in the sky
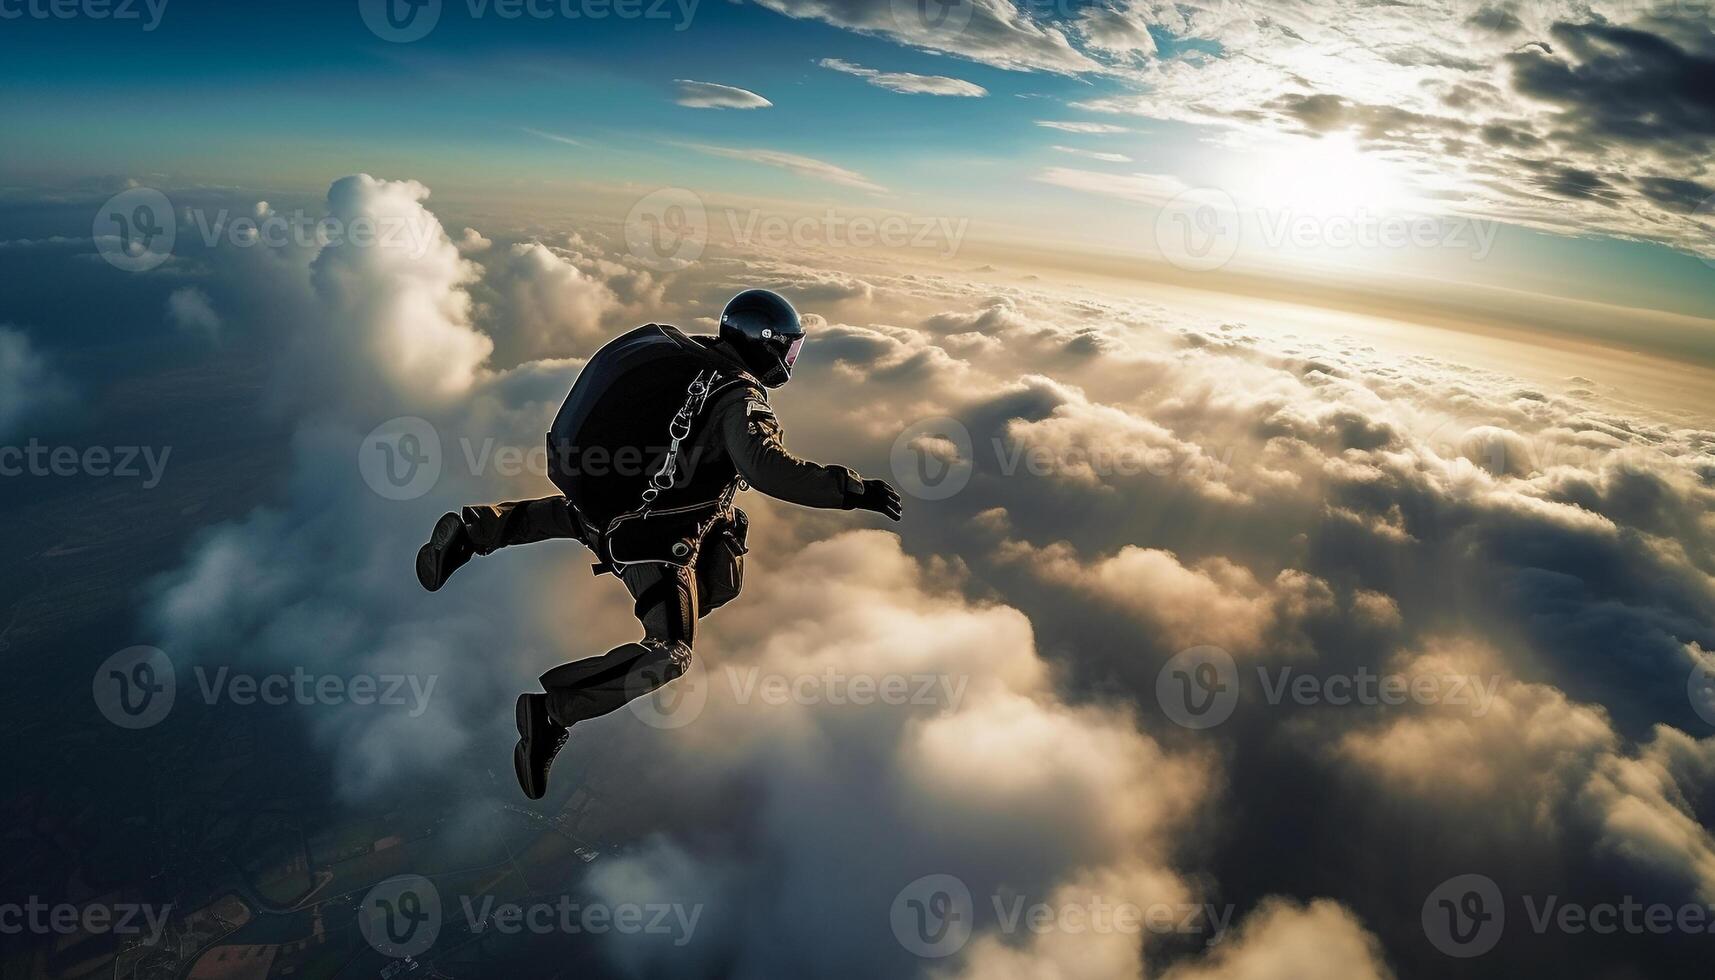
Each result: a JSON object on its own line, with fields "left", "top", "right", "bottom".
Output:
{"left": 414, "top": 289, "right": 904, "bottom": 799}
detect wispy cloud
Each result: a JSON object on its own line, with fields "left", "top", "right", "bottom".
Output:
{"left": 674, "top": 79, "right": 773, "bottom": 110}
{"left": 1035, "top": 120, "right": 1131, "bottom": 134}
{"left": 522, "top": 127, "right": 582, "bottom": 147}
{"left": 1051, "top": 145, "right": 1133, "bottom": 163}
{"left": 817, "top": 57, "right": 987, "bottom": 97}
{"left": 680, "top": 142, "right": 886, "bottom": 193}
{"left": 753, "top": 0, "right": 1097, "bottom": 74}
{"left": 1032, "top": 167, "right": 1188, "bottom": 205}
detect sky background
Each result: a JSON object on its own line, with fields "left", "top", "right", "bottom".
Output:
{"left": 4, "top": 0, "right": 1715, "bottom": 328}
{"left": 3, "top": 2, "right": 1715, "bottom": 979}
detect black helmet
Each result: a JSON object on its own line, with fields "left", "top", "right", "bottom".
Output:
{"left": 719, "top": 289, "right": 804, "bottom": 388}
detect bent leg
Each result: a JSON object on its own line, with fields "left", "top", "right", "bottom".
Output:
{"left": 539, "top": 562, "right": 699, "bottom": 726}
{"left": 462, "top": 496, "right": 581, "bottom": 555}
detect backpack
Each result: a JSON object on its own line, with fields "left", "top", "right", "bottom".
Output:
{"left": 548, "top": 324, "right": 758, "bottom": 562}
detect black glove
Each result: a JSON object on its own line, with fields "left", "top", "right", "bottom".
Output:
{"left": 846, "top": 478, "right": 903, "bottom": 521}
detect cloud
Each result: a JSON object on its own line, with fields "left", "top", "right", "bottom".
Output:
{"left": 674, "top": 79, "right": 773, "bottom": 109}
{"left": 1033, "top": 167, "right": 1188, "bottom": 205}
{"left": 478, "top": 241, "right": 621, "bottom": 364}
{"left": 125, "top": 176, "right": 1715, "bottom": 978}
{"left": 1157, "top": 898, "right": 1394, "bottom": 980}
{"left": 0, "top": 325, "right": 74, "bottom": 438}
{"left": 1002, "top": 540, "right": 1333, "bottom": 654}
{"left": 752, "top": 0, "right": 1099, "bottom": 74}
{"left": 455, "top": 227, "right": 492, "bottom": 253}
{"left": 1035, "top": 120, "right": 1131, "bottom": 134}
{"left": 1065, "top": 0, "right": 1715, "bottom": 257}
{"left": 295, "top": 174, "right": 493, "bottom": 408}
{"left": 582, "top": 530, "right": 1232, "bottom": 976}
{"left": 817, "top": 57, "right": 987, "bottom": 96}
{"left": 1075, "top": 1, "right": 1159, "bottom": 59}
{"left": 680, "top": 142, "right": 887, "bottom": 193}
{"left": 1051, "top": 144, "right": 1134, "bottom": 163}
{"left": 521, "top": 127, "right": 582, "bottom": 146}
{"left": 167, "top": 286, "right": 222, "bottom": 341}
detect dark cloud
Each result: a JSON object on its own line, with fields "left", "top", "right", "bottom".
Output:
{"left": 1505, "top": 22, "right": 1715, "bottom": 152}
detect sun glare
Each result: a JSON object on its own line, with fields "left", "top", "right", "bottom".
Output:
{"left": 1244, "top": 134, "right": 1412, "bottom": 217}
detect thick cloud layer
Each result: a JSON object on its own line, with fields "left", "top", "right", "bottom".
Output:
{"left": 134, "top": 175, "right": 1715, "bottom": 977}
{"left": 0, "top": 325, "right": 73, "bottom": 439}
{"left": 754, "top": 0, "right": 1715, "bottom": 258}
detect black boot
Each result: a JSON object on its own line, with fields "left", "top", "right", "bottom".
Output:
{"left": 416, "top": 512, "right": 475, "bottom": 592}
{"left": 513, "top": 693, "right": 569, "bottom": 801}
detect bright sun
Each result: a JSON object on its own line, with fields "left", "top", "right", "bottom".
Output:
{"left": 1244, "top": 134, "right": 1412, "bottom": 217}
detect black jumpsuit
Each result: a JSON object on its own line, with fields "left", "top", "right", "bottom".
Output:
{"left": 459, "top": 376, "right": 862, "bottom": 727}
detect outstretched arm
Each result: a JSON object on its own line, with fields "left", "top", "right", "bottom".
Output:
{"left": 713, "top": 389, "right": 902, "bottom": 520}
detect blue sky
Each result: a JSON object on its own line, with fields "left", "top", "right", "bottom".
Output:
{"left": 3, "top": 0, "right": 1714, "bottom": 324}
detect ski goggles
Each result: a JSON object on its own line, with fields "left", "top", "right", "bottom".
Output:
{"left": 782, "top": 335, "right": 804, "bottom": 370}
